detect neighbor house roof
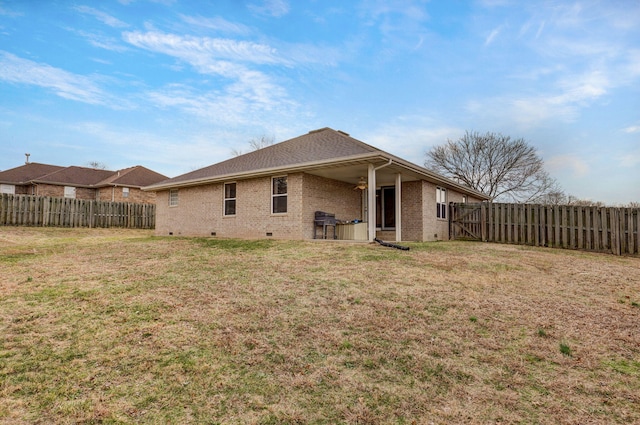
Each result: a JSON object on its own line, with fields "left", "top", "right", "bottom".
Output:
{"left": 144, "top": 127, "right": 490, "bottom": 200}
{"left": 34, "top": 166, "right": 116, "bottom": 187}
{"left": 0, "top": 162, "right": 65, "bottom": 185}
{"left": 0, "top": 163, "right": 168, "bottom": 189}
{"left": 95, "top": 166, "right": 169, "bottom": 188}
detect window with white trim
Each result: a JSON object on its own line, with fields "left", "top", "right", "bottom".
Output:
{"left": 272, "top": 176, "right": 287, "bottom": 214}
{"left": 169, "top": 189, "right": 179, "bottom": 207}
{"left": 224, "top": 182, "right": 236, "bottom": 216}
{"left": 0, "top": 184, "right": 15, "bottom": 194}
{"left": 64, "top": 186, "right": 76, "bottom": 199}
{"left": 462, "top": 195, "right": 467, "bottom": 203}
{"left": 436, "top": 187, "right": 447, "bottom": 219}
{"left": 122, "top": 187, "right": 129, "bottom": 198}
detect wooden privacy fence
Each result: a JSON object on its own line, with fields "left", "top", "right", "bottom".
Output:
{"left": 450, "top": 202, "right": 640, "bottom": 256}
{"left": 0, "top": 194, "right": 155, "bottom": 229}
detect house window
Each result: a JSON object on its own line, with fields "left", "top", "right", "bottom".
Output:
{"left": 169, "top": 189, "right": 179, "bottom": 207}
{"left": 122, "top": 187, "right": 129, "bottom": 198}
{"left": 224, "top": 182, "right": 236, "bottom": 216}
{"left": 64, "top": 186, "right": 76, "bottom": 199}
{"left": 0, "top": 184, "right": 15, "bottom": 194}
{"left": 272, "top": 176, "right": 287, "bottom": 214}
{"left": 462, "top": 195, "right": 467, "bottom": 203}
{"left": 436, "top": 187, "right": 447, "bottom": 219}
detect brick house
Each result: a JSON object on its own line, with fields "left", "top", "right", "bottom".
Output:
{"left": 0, "top": 161, "right": 168, "bottom": 204}
{"left": 144, "top": 128, "right": 490, "bottom": 242}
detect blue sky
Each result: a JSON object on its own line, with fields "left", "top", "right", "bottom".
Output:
{"left": 1, "top": 0, "right": 639, "bottom": 204}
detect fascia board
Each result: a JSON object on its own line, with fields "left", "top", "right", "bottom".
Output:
{"left": 142, "top": 152, "right": 387, "bottom": 191}
{"left": 389, "top": 156, "right": 491, "bottom": 200}
{"left": 142, "top": 151, "right": 491, "bottom": 201}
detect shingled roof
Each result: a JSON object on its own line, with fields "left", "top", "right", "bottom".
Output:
{"left": 144, "top": 127, "right": 490, "bottom": 200}
{"left": 96, "top": 166, "right": 169, "bottom": 188}
{"left": 0, "top": 163, "right": 65, "bottom": 184}
{"left": 0, "top": 163, "right": 167, "bottom": 188}
{"left": 148, "top": 128, "right": 384, "bottom": 188}
{"left": 35, "top": 166, "right": 116, "bottom": 187}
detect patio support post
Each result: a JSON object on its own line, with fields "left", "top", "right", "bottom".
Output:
{"left": 367, "top": 164, "right": 376, "bottom": 242}
{"left": 395, "top": 173, "right": 402, "bottom": 242}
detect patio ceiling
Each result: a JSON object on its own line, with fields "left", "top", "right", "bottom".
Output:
{"left": 303, "top": 157, "right": 425, "bottom": 188}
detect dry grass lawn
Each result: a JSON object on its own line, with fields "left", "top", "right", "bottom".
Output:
{"left": 1, "top": 227, "right": 639, "bottom": 424}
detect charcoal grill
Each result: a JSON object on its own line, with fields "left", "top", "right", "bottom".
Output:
{"left": 314, "top": 211, "right": 337, "bottom": 239}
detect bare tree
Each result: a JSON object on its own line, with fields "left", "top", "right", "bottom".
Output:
{"left": 232, "top": 135, "right": 275, "bottom": 156}
{"left": 87, "top": 161, "right": 108, "bottom": 169}
{"left": 566, "top": 196, "right": 605, "bottom": 207}
{"left": 425, "top": 131, "right": 561, "bottom": 203}
{"left": 538, "top": 190, "right": 568, "bottom": 205}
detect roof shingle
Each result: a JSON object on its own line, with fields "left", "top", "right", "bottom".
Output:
{"left": 0, "top": 163, "right": 65, "bottom": 184}
{"left": 165, "top": 128, "right": 378, "bottom": 185}
{"left": 0, "top": 163, "right": 167, "bottom": 188}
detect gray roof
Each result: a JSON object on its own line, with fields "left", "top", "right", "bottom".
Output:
{"left": 145, "top": 127, "right": 490, "bottom": 200}
{"left": 162, "top": 128, "right": 378, "bottom": 186}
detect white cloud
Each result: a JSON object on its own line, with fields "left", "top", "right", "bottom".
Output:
{"left": 0, "top": 4, "right": 22, "bottom": 17}
{"left": 123, "top": 31, "right": 287, "bottom": 66}
{"left": 623, "top": 126, "right": 640, "bottom": 134}
{"left": 74, "top": 6, "right": 129, "bottom": 28}
{"left": 248, "top": 0, "right": 290, "bottom": 17}
{"left": 0, "top": 51, "right": 126, "bottom": 108}
{"left": 69, "top": 28, "right": 129, "bottom": 52}
{"left": 484, "top": 26, "right": 501, "bottom": 46}
{"left": 180, "top": 15, "right": 252, "bottom": 36}
{"left": 360, "top": 116, "right": 462, "bottom": 165}
{"left": 122, "top": 31, "right": 302, "bottom": 123}
{"left": 467, "top": 69, "right": 613, "bottom": 127}
{"left": 546, "top": 154, "right": 589, "bottom": 177}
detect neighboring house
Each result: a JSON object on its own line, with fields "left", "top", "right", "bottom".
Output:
{"left": 144, "top": 128, "right": 490, "bottom": 242}
{"left": 0, "top": 160, "right": 168, "bottom": 204}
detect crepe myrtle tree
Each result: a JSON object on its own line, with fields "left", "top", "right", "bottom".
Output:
{"left": 425, "top": 131, "right": 561, "bottom": 203}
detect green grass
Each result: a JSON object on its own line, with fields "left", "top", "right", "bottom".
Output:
{"left": 1, "top": 227, "right": 639, "bottom": 424}
{"left": 559, "top": 342, "right": 573, "bottom": 357}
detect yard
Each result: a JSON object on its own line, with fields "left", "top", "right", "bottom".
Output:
{"left": 1, "top": 227, "right": 639, "bottom": 424}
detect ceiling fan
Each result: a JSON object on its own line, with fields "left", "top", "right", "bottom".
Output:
{"left": 354, "top": 177, "right": 367, "bottom": 190}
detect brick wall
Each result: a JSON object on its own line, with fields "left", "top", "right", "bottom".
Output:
{"left": 14, "top": 185, "right": 31, "bottom": 195}
{"left": 302, "top": 173, "right": 362, "bottom": 239}
{"left": 35, "top": 184, "right": 156, "bottom": 204}
{"left": 400, "top": 180, "right": 423, "bottom": 241}
{"left": 156, "top": 173, "right": 304, "bottom": 238}
{"left": 96, "top": 187, "right": 157, "bottom": 204}
{"left": 154, "top": 171, "right": 484, "bottom": 241}
{"left": 35, "top": 184, "right": 95, "bottom": 200}
{"left": 36, "top": 184, "right": 66, "bottom": 198}
{"left": 421, "top": 180, "right": 449, "bottom": 241}
{"left": 155, "top": 172, "right": 363, "bottom": 239}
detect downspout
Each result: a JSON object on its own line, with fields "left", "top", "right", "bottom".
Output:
{"left": 395, "top": 172, "right": 402, "bottom": 242}
{"left": 367, "top": 159, "right": 393, "bottom": 242}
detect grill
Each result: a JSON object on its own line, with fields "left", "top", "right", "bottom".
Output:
{"left": 314, "top": 211, "right": 337, "bottom": 239}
